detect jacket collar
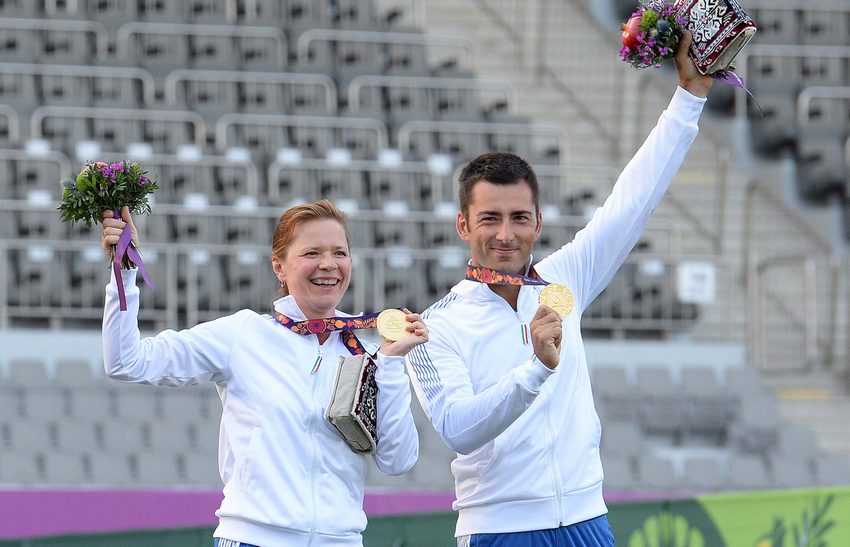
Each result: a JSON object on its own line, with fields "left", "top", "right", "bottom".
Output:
{"left": 271, "top": 295, "right": 358, "bottom": 320}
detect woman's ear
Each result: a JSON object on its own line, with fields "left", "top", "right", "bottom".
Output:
{"left": 271, "top": 256, "right": 285, "bottom": 286}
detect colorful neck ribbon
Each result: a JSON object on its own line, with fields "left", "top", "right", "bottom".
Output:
{"left": 272, "top": 312, "right": 380, "bottom": 356}
{"left": 465, "top": 265, "right": 549, "bottom": 286}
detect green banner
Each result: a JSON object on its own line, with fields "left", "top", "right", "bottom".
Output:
{"left": 611, "top": 487, "right": 850, "bottom": 547}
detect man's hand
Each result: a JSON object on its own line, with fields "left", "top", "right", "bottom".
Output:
{"left": 530, "top": 305, "right": 562, "bottom": 369}
{"left": 101, "top": 206, "right": 139, "bottom": 256}
{"left": 674, "top": 30, "right": 714, "bottom": 98}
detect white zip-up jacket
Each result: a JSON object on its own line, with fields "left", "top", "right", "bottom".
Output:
{"left": 103, "top": 270, "right": 418, "bottom": 546}
{"left": 407, "top": 87, "right": 705, "bottom": 537}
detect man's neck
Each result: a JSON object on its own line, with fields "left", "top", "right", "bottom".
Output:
{"left": 489, "top": 283, "right": 521, "bottom": 310}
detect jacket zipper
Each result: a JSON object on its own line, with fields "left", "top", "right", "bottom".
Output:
{"left": 545, "top": 397, "right": 564, "bottom": 523}
{"left": 306, "top": 342, "right": 324, "bottom": 546}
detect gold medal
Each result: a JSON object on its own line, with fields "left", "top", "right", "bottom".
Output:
{"left": 376, "top": 308, "right": 408, "bottom": 342}
{"left": 539, "top": 283, "right": 574, "bottom": 318}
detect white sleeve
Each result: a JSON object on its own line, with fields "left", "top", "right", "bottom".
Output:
{"left": 535, "top": 86, "right": 706, "bottom": 310}
{"left": 406, "top": 320, "right": 554, "bottom": 455}
{"left": 371, "top": 352, "right": 419, "bottom": 475}
{"left": 103, "top": 268, "right": 237, "bottom": 386}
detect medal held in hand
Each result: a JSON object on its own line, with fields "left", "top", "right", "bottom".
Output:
{"left": 58, "top": 161, "right": 158, "bottom": 311}
{"left": 539, "top": 283, "right": 575, "bottom": 319}
{"left": 376, "top": 308, "right": 408, "bottom": 342}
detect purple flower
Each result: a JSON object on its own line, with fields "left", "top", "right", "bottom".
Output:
{"left": 109, "top": 162, "right": 124, "bottom": 173}
{"left": 138, "top": 176, "right": 149, "bottom": 187}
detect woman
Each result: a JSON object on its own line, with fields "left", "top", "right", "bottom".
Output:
{"left": 100, "top": 199, "right": 425, "bottom": 546}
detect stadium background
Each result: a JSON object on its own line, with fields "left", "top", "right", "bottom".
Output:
{"left": 0, "top": 0, "right": 849, "bottom": 544}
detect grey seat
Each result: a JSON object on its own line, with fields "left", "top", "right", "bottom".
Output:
{"left": 112, "top": 385, "right": 160, "bottom": 422}
{"left": 0, "top": 453, "right": 41, "bottom": 484}
{"left": 69, "top": 389, "right": 112, "bottom": 421}
{"left": 681, "top": 366, "right": 735, "bottom": 441}
{"left": 728, "top": 455, "right": 771, "bottom": 491}
{"left": 134, "top": 453, "right": 183, "bottom": 484}
{"left": 87, "top": 452, "right": 134, "bottom": 485}
{"left": 99, "top": 421, "right": 147, "bottom": 454}
{"left": 43, "top": 452, "right": 87, "bottom": 484}
{"left": 729, "top": 395, "right": 781, "bottom": 454}
{"left": 801, "top": 9, "right": 850, "bottom": 46}
{"left": 600, "top": 421, "right": 642, "bottom": 460}
{"left": 591, "top": 366, "right": 638, "bottom": 423}
{"left": 683, "top": 457, "right": 725, "bottom": 493}
{"left": 4, "top": 420, "right": 54, "bottom": 451}
{"left": 602, "top": 454, "right": 635, "bottom": 492}
{"left": 770, "top": 455, "right": 815, "bottom": 489}
{"left": 54, "top": 359, "right": 98, "bottom": 388}
{"left": 815, "top": 457, "right": 850, "bottom": 486}
{"left": 636, "top": 366, "right": 685, "bottom": 438}
{"left": 795, "top": 123, "right": 846, "bottom": 202}
{"left": 159, "top": 391, "right": 207, "bottom": 425}
{"left": 190, "top": 421, "right": 220, "bottom": 453}
{"left": 20, "top": 387, "right": 68, "bottom": 421}
{"left": 181, "top": 452, "right": 221, "bottom": 486}
{"left": 777, "top": 426, "right": 821, "bottom": 461}
{"left": 148, "top": 422, "right": 194, "bottom": 453}
{"left": 8, "top": 359, "right": 50, "bottom": 387}
{"left": 55, "top": 421, "right": 100, "bottom": 453}
{"left": 637, "top": 454, "right": 680, "bottom": 492}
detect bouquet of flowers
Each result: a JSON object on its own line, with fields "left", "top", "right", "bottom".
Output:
{"left": 619, "top": 0, "right": 686, "bottom": 69}
{"left": 58, "top": 161, "right": 158, "bottom": 309}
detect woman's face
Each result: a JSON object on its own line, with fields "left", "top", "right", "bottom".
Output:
{"left": 273, "top": 218, "right": 352, "bottom": 319}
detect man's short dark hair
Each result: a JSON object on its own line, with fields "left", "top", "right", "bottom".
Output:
{"left": 458, "top": 152, "right": 539, "bottom": 216}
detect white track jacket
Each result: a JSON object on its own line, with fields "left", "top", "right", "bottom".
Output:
{"left": 406, "top": 87, "right": 705, "bottom": 537}
{"left": 103, "top": 271, "right": 418, "bottom": 546}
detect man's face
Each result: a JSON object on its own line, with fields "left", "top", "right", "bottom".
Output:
{"left": 456, "top": 180, "right": 541, "bottom": 274}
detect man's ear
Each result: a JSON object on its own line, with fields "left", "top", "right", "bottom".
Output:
{"left": 534, "top": 209, "right": 543, "bottom": 240}
{"left": 456, "top": 211, "right": 470, "bottom": 241}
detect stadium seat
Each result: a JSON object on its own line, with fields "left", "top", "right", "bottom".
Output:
{"left": 814, "top": 457, "right": 850, "bottom": 486}
{"left": 777, "top": 425, "right": 821, "bottom": 461}
{"left": 3, "top": 420, "right": 53, "bottom": 451}
{"left": 728, "top": 455, "right": 771, "bottom": 491}
{"left": 591, "top": 366, "right": 638, "bottom": 423}
{"left": 148, "top": 422, "right": 194, "bottom": 452}
{"left": 8, "top": 359, "right": 50, "bottom": 387}
{"left": 747, "top": 85, "right": 798, "bottom": 155}
{"left": 190, "top": 421, "right": 220, "bottom": 454}
{"left": 770, "top": 455, "right": 815, "bottom": 489}
{"left": 600, "top": 421, "right": 643, "bottom": 461}
{"left": 86, "top": 452, "right": 135, "bottom": 485}
{"left": 68, "top": 390, "right": 112, "bottom": 422}
{"left": 43, "top": 452, "right": 88, "bottom": 484}
{"left": 636, "top": 454, "right": 680, "bottom": 491}
{"left": 20, "top": 388, "right": 67, "bottom": 421}
{"left": 794, "top": 123, "right": 847, "bottom": 203}
{"left": 681, "top": 366, "right": 735, "bottom": 441}
{"left": 801, "top": 9, "right": 850, "bottom": 46}
{"left": 750, "top": 8, "right": 797, "bottom": 45}
{"left": 134, "top": 453, "right": 183, "bottom": 484}
{"left": 602, "top": 454, "right": 636, "bottom": 492}
{"left": 729, "top": 394, "right": 782, "bottom": 454}
{"left": 181, "top": 452, "right": 221, "bottom": 486}
{"left": 0, "top": 453, "right": 42, "bottom": 484}
{"left": 112, "top": 385, "right": 160, "bottom": 422}
{"left": 54, "top": 421, "right": 100, "bottom": 453}
{"left": 683, "top": 457, "right": 726, "bottom": 493}
{"left": 99, "top": 421, "right": 147, "bottom": 454}
{"left": 159, "top": 391, "right": 208, "bottom": 425}
{"left": 636, "top": 366, "right": 685, "bottom": 439}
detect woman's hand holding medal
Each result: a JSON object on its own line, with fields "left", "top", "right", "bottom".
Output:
{"left": 378, "top": 308, "right": 428, "bottom": 357}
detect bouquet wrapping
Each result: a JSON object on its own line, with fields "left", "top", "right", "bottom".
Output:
{"left": 620, "top": 0, "right": 756, "bottom": 78}
{"left": 58, "top": 161, "right": 158, "bottom": 311}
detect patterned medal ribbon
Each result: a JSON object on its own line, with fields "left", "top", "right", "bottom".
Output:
{"left": 272, "top": 312, "right": 378, "bottom": 362}
{"left": 465, "top": 265, "right": 548, "bottom": 286}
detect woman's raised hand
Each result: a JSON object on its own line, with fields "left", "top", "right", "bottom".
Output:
{"left": 380, "top": 309, "right": 428, "bottom": 357}
{"left": 100, "top": 205, "right": 139, "bottom": 257}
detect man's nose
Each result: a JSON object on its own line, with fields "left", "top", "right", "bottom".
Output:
{"left": 496, "top": 220, "right": 514, "bottom": 242}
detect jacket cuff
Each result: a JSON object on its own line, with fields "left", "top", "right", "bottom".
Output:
{"left": 670, "top": 85, "right": 707, "bottom": 121}
{"left": 517, "top": 356, "right": 556, "bottom": 392}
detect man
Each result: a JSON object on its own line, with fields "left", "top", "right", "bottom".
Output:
{"left": 406, "top": 32, "right": 713, "bottom": 546}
